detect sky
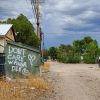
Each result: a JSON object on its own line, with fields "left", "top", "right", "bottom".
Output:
{"left": 0, "top": 0, "right": 100, "bottom": 48}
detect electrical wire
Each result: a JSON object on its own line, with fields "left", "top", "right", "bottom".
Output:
{"left": 26, "top": 0, "right": 37, "bottom": 24}
{"left": 31, "top": 0, "right": 37, "bottom": 22}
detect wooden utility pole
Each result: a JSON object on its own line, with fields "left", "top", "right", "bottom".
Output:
{"left": 35, "top": 0, "right": 43, "bottom": 58}
{"left": 32, "top": 0, "right": 44, "bottom": 58}
{"left": 36, "top": 0, "right": 40, "bottom": 39}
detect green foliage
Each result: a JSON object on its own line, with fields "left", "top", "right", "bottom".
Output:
{"left": 57, "top": 52, "right": 81, "bottom": 63}
{"left": 84, "top": 53, "right": 96, "bottom": 64}
{"left": 97, "top": 48, "right": 100, "bottom": 56}
{"left": 73, "top": 36, "right": 94, "bottom": 54}
{"left": 0, "top": 14, "right": 39, "bottom": 48}
{"left": 84, "top": 36, "right": 93, "bottom": 44}
{"left": 73, "top": 40, "right": 85, "bottom": 53}
{"left": 43, "top": 49, "right": 49, "bottom": 59}
{"left": 87, "top": 41, "right": 98, "bottom": 56}
{"left": 83, "top": 40, "right": 98, "bottom": 64}
{"left": 48, "top": 47, "right": 58, "bottom": 60}
{"left": 59, "top": 44, "right": 72, "bottom": 53}
{"left": 47, "top": 36, "right": 99, "bottom": 64}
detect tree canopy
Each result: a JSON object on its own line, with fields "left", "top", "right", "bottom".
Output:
{"left": 48, "top": 47, "right": 58, "bottom": 60}
{"left": 0, "top": 14, "right": 39, "bottom": 48}
{"left": 45, "top": 36, "right": 100, "bottom": 64}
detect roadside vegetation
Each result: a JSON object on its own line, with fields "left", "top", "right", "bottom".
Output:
{"left": 44, "top": 36, "right": 100, "bottom": 64}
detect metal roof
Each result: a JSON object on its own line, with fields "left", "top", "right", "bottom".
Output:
{"left": 0, "top": 24, "right": 13, "bottom": 36}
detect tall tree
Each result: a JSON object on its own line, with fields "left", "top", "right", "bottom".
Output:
{"left": 59, "top": 44, "right": 72, "bottom": 53}
{"left": 73, "top": 36, "right": 94, "bottom": 54}
{"left": 48, "top": 47, "right": 58, "bottom": 60}
{"left": 86, "top": 40, "right": 98, "bottom": 56}
{"left": 1, "top": 14, "right": 39, "bottom": 48}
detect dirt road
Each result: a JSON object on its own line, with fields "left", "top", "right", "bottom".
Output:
{"left": 46, "top": 62, "right": 100, "bottom": 100}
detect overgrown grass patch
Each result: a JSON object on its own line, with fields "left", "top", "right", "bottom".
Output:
{"left": 0, "top": 76, "right": 53, "bottom": 100}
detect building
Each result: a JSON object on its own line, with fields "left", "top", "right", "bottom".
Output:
{"left": 0, "top": 24, "right": 16, "bottom": 53}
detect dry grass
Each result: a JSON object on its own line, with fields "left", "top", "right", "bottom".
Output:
{"left": 0, "top": 76, "right": 52, "bottom": 100}
{"left": 40, "top": 62, "right": 50, "bottom": 73}
{"left": 43, "top": 62, "right": 50, "bottom": 71}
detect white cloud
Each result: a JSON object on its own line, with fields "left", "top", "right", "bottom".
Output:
{"left": 1, "top": 0, "right": 100, "bottom": 47}
{"left": 0, "top": 0, "right": 100, "bottom": 34}
{"left": 41, "top": 0, "right": 100, "bottom": 34}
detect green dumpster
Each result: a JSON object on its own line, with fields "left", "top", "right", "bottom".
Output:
{"left": 4, "top": 42, "right": 41, "bottom": 78}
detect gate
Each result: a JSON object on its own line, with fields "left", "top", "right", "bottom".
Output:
{"left": 0, "top": 53, "right": 5, "bottom": 77}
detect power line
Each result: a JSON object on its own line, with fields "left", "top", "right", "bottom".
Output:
{"left": 32, "top": 0, "right": 37, "bottom": 16}
{"left": 31, "top": 0, "right": 36, "bottom": 16}
{"left": 30, "top": 0, "right": 40, "bottom": 38}
{"left": 31, "top": 1, "right": 37, "bottom": 23}
{"left": 26, "top": 0, "right": 37, "bottom": 24}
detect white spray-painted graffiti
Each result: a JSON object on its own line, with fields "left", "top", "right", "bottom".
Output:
{"left": 7, "top": 46, "right": 36, "bottom": 75}
{"left": 28, "top": 54, "right": 36, "bottom": 66}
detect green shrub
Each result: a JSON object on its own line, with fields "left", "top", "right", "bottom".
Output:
{"left": 57, "top": 53, "right": 81, "bottom": 63}
{"left": 84, "top": 53, "right": 96, "bottom": 64}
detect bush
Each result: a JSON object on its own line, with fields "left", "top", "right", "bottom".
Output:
{"left": 67, "top": 53, "right": 81, "bottom": 63}
{"left": 84, "top": 53, "right": 96, "bottom": 64}
{"left": 73, "top": 53, "right": 81, "bottom": 63}
{"left": 57, "top": 53, "right": 81, "bottom": 64}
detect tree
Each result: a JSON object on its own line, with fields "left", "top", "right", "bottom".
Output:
{"left": 0, "top": 14, "right": 39, "bottom": 48}
{"left": 73, "top": 36, "right": 94, "bottom": 54}
{"left": 48, "top": 47, "right": 58, "bottom": 60}
{"left": 73, "top": 40, "right": 85, "bottom": 54}
{"left": 84, "top": 40, "right": 98, "bottom": 63}
{"left": 59, "top": 44, "right": 72, "bottom": 53}
{"left": 43, "top": 49, "right": 49, "bottom": 59}
{"left": 58, "top": 36, "right": 99, "bottom": 64}
{"left": 97, "top": 48, "right": 100, "bottom": 56}
{"left": 86, "top": 40, "right": 98, "bottom": 55}
{"left": 83, "top": 36, "right": 93, "bottom": 44}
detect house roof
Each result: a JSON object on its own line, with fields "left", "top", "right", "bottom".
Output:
{"left": 0, "top": 24, "right": 13, "bottom": 36}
